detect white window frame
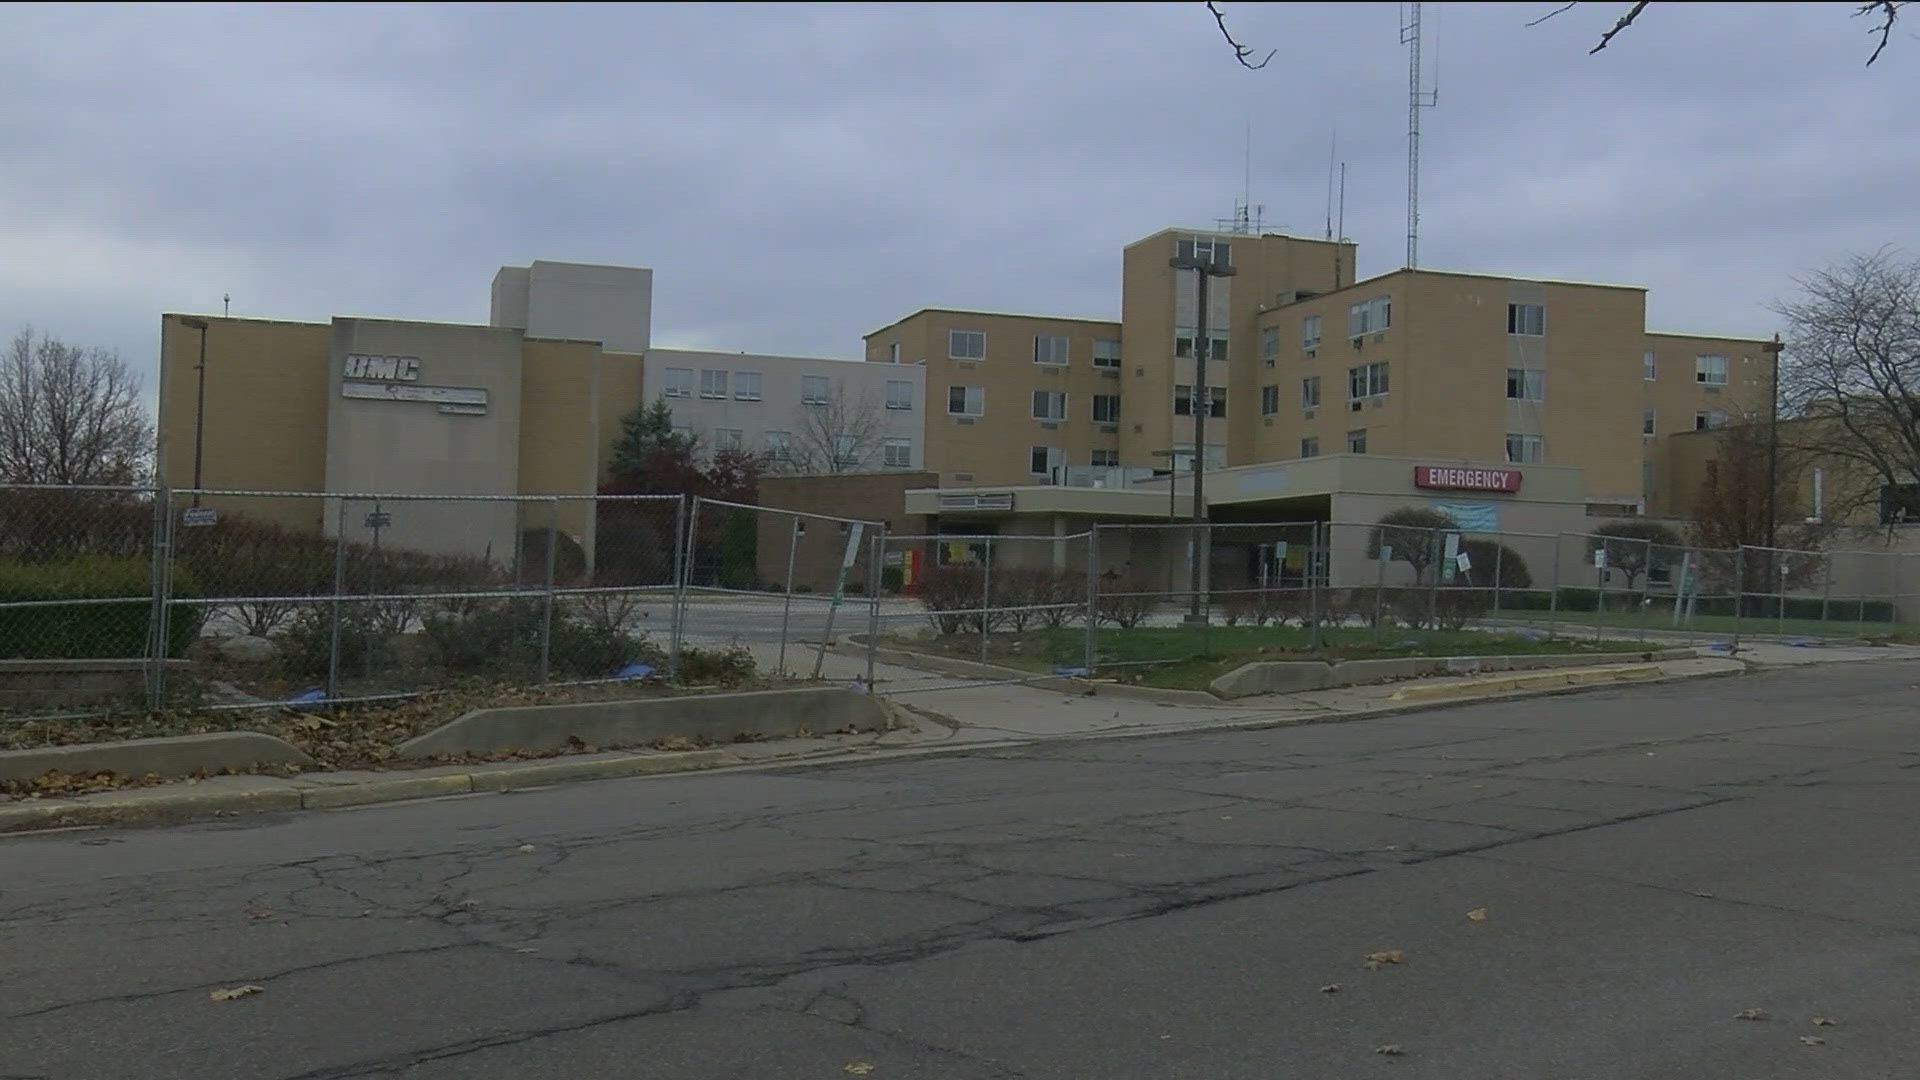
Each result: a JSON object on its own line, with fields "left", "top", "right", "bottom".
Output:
{"left": 1505, "top": 368, "right": 1546, "bottom": 401}
{"left": 1091, "top": 394, "right": 1120, "bottom": 423}
{"left": 1346, "top": 429, "right": 1368, "bottom": 454}
{"left": 885, "top": 380, "right": 914, "bottom": 410}
{"left": 1695, "top": 409, "right": 1727, "bottom": 431}
{"left": 1092, "top": 339, "right": 1122, "bottom": 369}
{"left": 948, "top": 385, "right": 984, "bottom": 416}
{"left": 1029, "top": 445, "right": 1064, "bottom": 477}
{"left": 1302, "top": 375, "right": 1321, "bottom": 410}
{"left": 1348, "top": 362, "right": 1389, "bottom": 401}
{"left": 1260, "top": 384, "right": 1279, "bottom": 416}
{"left": 1347, "top": 296, "right": 1391, "bottom": 338}
{"left": 1300, "top": 437, "right": 1319, "bottom": 458}
{"left": 733, "top": 371, "right": 763, "bottom": 401}
{"left": 699, "top": 369, "right": 728, "bottom": 399}
{"left": 887, "top": 342, "right": 900, "bottom": 364}
{"left": 1507, "top": 303, "right": 1545, "bottom": 336}
{"left": 1173, "top": 384, "right": 1226, "bottom": 418}
{"left": 882, "top": 438, "right": 912, "bottom": 468}
{"left": 948, "top": 329, "right": 985, "bottom": 360}
{"left": 1695, "top": 354, "right": 1728, "bottom": 385}
{"left": 1031, "top": 390, "right": 1067, "bottom": 421}
{"left": 1260, "top": 326, "right": 1280, "bottom": 363}
{"left": 1033, "top": 335, "right": 1069, "bottom": 366}
{"left": 1505, "top": 433, "right": 1544, "bottom": 463}
{"left": 1642, "top": 408, "right": 1656, "bottom": 436}
{"left": 1174, "top": 328, "right": 1230, "bottom": 361}
{"left": 715, "top": 428, "right": 744, "bottom": 452}
{"left": 801, "top": 375, "right": 831, "bottom": 405}
{"left": 1302, "top": 315, "right": 1322, "bottom": 352}
{"left": 662, "top": 367, "right": 693, "bottom": 398}
{"left": 1644, "top": 350, "right": 1658, "bottom": 381}
{"left": 1176, "top": 237, "right": 1232, "bottom": 267}
{"left": 1090, "top": 449, "right": 1119, "bottom": 467}
{"left": 764, "top": 430, "right": 791, "bottom": 460}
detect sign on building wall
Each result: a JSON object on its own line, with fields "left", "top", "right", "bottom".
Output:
{"left": 342, "top": 353, "right": 421, "bottom": 381}
{"left": 1430, "top": 501, "right": 1500, "bottom": 532}
{"left": 340, "top": 353, "right": 490, "bottom": 416}
{"left": 1413, "top": 465, "right": 1522, "bottom": 493}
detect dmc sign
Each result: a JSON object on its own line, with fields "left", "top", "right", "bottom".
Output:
{"left": 343, "top": 353, "right": 420, "bottom": 382}
{"left": 1413, "top": 465, "right": 1522, "bottom": 493}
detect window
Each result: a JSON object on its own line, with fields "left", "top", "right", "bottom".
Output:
{"left": 715, "top": 428, "right": 743, "bottom": 452}
{"left": 1302, "top": 375, "right": 1321, "bottom": 410}
{"left": 885, "top": 380, "right": 914, "bottom": 410}
{"left": 1173, "top": 385, "right": 1225, "bottom": 418}
{"left": 882, "top": 439, "right": 911, "bottom": 468}
{"left": 832, "top": 434, "right": 860, "bottom": 468}
{"left": 948, "top": 330, "right": 985, "bottom": 360}
{"left": 1505, "top": 433, "right": 1544, "bottom": 463}
{"left": 801, "top": 375, "right": 830, "bottom": 404}
{"left": 1032, "top": 390, "right": 1067, "bottom": 420}
{"left": 948, "top": 385, "right": 984, "bottom": 416}
{"left": 1260, "top": 326, "right": 1280, "bottom": 364}
{"left": 1880, "top": 482, "right": 1920, "bottom": 525}
{"left": 1643, "top": 350, "right": 1657, "bottom": 381}
{"left": 1033, "top": 335, "right": 1069, "bottom": 365}
{"left": 1093, "top": 339, "right": 1121, "bottom": 369}
{"left": 1696, "top": 354, "right": 1728, "bottom": 385}
{"left": 1302, "top": 315, "right": 1322, "bottom": 352}
{"left": 887, "top": 342, "right": 900, "bottom": 364}
{"left": 1695, "top": 409, "right": 1727, "bottom": 431}
{"left": 1174, "top": 328, "right": 1230, "bottom": 360}
{"left": 1346, "top": 429, "right": 1368, "bottom": 454}
{"left": 1030, "top": 446, "right": 1064, "bottom": 477}
{"left": 1176, "top": 237, "right": 1231, "bottom": 267}
{"left": 1260, "top": 384, "right": 1280, "bottom": 415}
{"left": 764, "top": 430, "right": 791, "bottom": 460}
{"left": 662, "top": 367, "right": 692, "bottom": 398}
{"left": 699, "top": 369, "right": 728, "bottom": 399}
{"left": 1642, "top": 408, "right": 1656, "bottom": 436}
{"left": 671, "top": 424, "right": 692, "bottom": 443}
{"left": 1505, "top": 368, "right": 1546, "bottom": 401}
{"left": 1507, "top": 303, "right": 1545, "bottom": 336}
{"left": 1348, "top": 362, "right": 1389, "bottom": 401}
{"left": 1300, "top": 437, "right": 1319, "bottom": 458}
{"left": 1090, "top": 449, "right": 1120, "bottom": 467}
{"left": 1092, "top": 394, "right": 1121, "bottom": 423}
{"left": 1348, "top": 295, "right": 1391, "bottom": 337}
{"left": 733, "top": 371, "right": 763, "bottom": 401}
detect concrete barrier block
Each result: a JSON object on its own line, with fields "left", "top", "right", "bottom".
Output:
{"left": 395, "top": 687, "right": 889, "bottom": 761}
{"left": 0, "top": 731, "right": 316, "bottom": 783}
{"left": 1329, "top": 658, "right": 1446, "bottom": 686}
{"left": 1209, "top": 662, "right": 1332, "bottom": 700}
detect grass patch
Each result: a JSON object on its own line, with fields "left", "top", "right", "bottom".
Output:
{"left": 883, "top": 625, "right": 1652, "bottom": 692}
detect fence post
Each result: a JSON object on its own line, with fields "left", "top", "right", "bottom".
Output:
{"left": 1636, "top": 537, "right": 1652, "bottom": 645}
{"left": 539, "top": 497, "right": 559, "bottom": 684}
{"left": 777, "top": 516, "right": 800, "bottom": 676}
{"left": 1492, "top": 540, "right": 1504, "bottom": 620}
{"left": 1731, "top": 548, "right": 1745, "bottom": 652}
{"left": 1083, "top": 524, "right": 1099, "bottom": 675}
{"left": 1310, "top": 521, "right": 1326, "bottom": 650}
{"left": 1819, "top": 551, "right": 1833, "bottom": 633}
{"left": 979, "top": 535, "right": 993, "bottom": 665}
{"left": 145, "top": 487, "right": 171, "bottom": 711}
{"left": 1893, "top": 552, "right": 1904, "bottom": 637}
{"left": 1372, "top": 526, "right": 1387, "bottom": 638}
{"left": 670, "top": 495, "right": 697, "bottom": 681}
{"left": 1546, "top": 535, "right": 1563, "bottom": 640}
{"left": 865, "top": 526, "right": 884, "bottom": 690}
{"left": 326, "top": 497, "right": 348, "bottom": 708}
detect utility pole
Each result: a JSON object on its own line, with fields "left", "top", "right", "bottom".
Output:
{"left": 179, "top": 317, "right": 210, "bottom": 506}
{"left": 1765, "top": 334, "right": 1784, "bottom": 551}
{"left": 1170, "top": 249, "right": 1237, "bottom": 624}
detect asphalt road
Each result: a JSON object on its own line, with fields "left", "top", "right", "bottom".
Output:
{"left": 5, "top": 661, "right": 1920, "bottom": 1078}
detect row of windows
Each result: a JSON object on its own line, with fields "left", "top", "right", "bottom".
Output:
{"left": 946, "top": 330, "right": 1123, "bottom": 368}
{"left": 667, "top": 427, "right": 918, "bottom": 469}
{"left": 662, "top": 368, "right": 917, "bottom": 409}
{"left": 944, "top": 387, "right": 1125, "bottom": 422}
{"left": 1023, "top": 447, "right": 1130, "bottom": 474}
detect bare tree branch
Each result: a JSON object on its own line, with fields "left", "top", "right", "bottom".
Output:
{"left": 1589, "top": 0, "right": 1651, "bottom": 54}
{"left": 1206, "top": 1, "right": 1275, "bottom": 70}
{"left": 780, "top": 386, "right": 890, "bottom": 476}
{"left": 1856, "top": 0, "right": 1905, "bottom": 66}
{"left": 0, "top": 328, "right": 152, "bottom": 485}
{"left": 1526, "top": 2, "right": 1581, "bottom": 28}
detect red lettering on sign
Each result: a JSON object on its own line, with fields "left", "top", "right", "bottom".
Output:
{"left": 1413, "top": 466, "right": 1522, "bottom": 493}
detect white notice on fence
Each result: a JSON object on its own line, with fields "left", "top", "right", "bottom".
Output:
{"left": 1594, "top": 548, "right": 1608, "bottom": 569}
{"left": 1456, "top": 551, "right": 1472, "bottom": 573}
{"left": 830, "top": 523, "right": 865, "bottom": 605}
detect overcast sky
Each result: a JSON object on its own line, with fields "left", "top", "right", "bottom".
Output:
{"left": 2, "top": 2, "right": 1915, "bottom": 390}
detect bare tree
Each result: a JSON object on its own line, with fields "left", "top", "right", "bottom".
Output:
{"left": 0, "top": 328, "right": 153, "bottom": 485}
{"left": 1775, "top": 249, "right": 1920, "bottom": 525}
{"left": 781, "top": 386, "right": 889, "bottom": 475}
{"left": 1688, "top": 414, "right": 1832, "bottom": 596}
{"left": 1528, "top": 1, "right": 1904, "bottom": 65}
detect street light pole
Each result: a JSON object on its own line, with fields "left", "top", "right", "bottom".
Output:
{"left": 1764, "top": 334, "right": 1784, "bottom": 552}
{"left": 179, "top": 317, "right": 210, "bottom": 507}
{"left": 1169, "top": 252, "right": 1237, "bottom": 625}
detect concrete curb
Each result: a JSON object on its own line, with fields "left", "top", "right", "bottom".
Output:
{"left": 0, "top": 731, "right": 316, "bottom": 783}
{"left": 1386, "top": 663, "right": 1665, "bottom": 703}
{"left": 0, "top": 662, "right": 1748, "bottom": 837}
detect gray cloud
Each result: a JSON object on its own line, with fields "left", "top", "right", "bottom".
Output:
{"left": 1, "top": 1, "right": 1914, "bottom": 391}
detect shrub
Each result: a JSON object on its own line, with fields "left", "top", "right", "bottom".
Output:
{"left": 1095, "top": 576, "right": 1160, "bottom": 628}
{"left": 277, "top": 603, "right": 393, "bottom": 682}
{"left": 0, "top": 557, "right": 200, "bottom": 659}
{"left": 678, "top": 643, "right": 756, "bottom": 685}
{"left": 919, "top": 564, "right": 987, "bottom": 635}
{"left": 548, "top": 617, "right": 663, "bottom": 679}
{"left": 421, "top": 598, "right": 544, "bottom": 674}
{"left": 1366, "top": 508, "right": 1460, "bottom": 584}
{"left": 994, "top": 567, "right": 1085, "bottom": 631}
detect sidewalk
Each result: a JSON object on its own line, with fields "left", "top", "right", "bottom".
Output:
{"left": 4, "top": 639, "right": 1913, "bottom": 835}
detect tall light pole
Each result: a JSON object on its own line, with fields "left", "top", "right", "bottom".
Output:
{"left": 1169, "top": 252, "right": 1237, "bottom": 624}
{"left": 1764, "top": 334, "right": 1784, "bottom": 552}
{"left": 179, "top": 317, "right": 210, "bottom": 507}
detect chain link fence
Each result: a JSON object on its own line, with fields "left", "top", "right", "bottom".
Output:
{"left": 1, "top": 483, "right": 1917, "bottom": 722}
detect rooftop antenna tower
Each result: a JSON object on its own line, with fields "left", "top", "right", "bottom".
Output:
{"left": 1401, "top": 2, "right": 1439, "bottom": 268}
{"left": 1219, "top": 117, "right": 1265, "bottom": 234}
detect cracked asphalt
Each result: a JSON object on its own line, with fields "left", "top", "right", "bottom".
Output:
{"left": 4, "top": 660, "right": 1920, "bottom": 1078}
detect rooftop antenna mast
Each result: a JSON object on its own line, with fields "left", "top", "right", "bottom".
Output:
{"left": 1222, "top": 117, "right": 1264, "bottom": 234}
{"left": 1401, "top": 2, "right": 1439, "bottom": 268}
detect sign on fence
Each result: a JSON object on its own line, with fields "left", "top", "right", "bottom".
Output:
{"left": 180, "top": 507, "right": 217, "bottom": 528}
{"left": 830, "top": 523, "right": 866, "bottom": 605}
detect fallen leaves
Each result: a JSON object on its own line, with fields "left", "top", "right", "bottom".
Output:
{"left": 1363, "top": 950, "right": 1404, "bottom": 970}
{"left": 1798, "top": 1035, "right": 1826, "bottom": 1047}
{"left": 1374, "top": 1044, "right": 1405, "bottom": 1056}
{"left": 1812, "top": 1016, "right": 1839, "bottom": 1026}
{"left": 209, "top": 984, "right": 263, "bottom": 1002}
{"left": 1466, "top": 908, "right": 1488, "bottom": 922}
{"left": 844, "top": 1064, "right": 875, "bottom": 1076}
{"left": 1320, "top": 983, "right": 1342, "bottom": 994}
{"left": 1733, "top": 1008, "right": 1770, "bottom": 1021}
{"left": 516, "top": 843, "right": 537, "bottom": 853}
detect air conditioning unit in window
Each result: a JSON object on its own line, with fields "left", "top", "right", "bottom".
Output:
{"left": 1303, "top": 409, "right": 1317, "bottom": 420}
{"left": 1349, "top": 400, "right": 1363, "bottom": 412}
{"left": 956, "top": 417, "right": 976, "bottom": 426}
{"left": 1098, "top": 424, "right": 1118, "bottom": 434}
{"left": 1040, "top": 421, "right": 1059, "bottom": 430}
{"left": 1370, "top": 398, "right": 1385, "bottom": 409}
{"left": 1263, "top": 417, "right": 1274, "bottom": 427}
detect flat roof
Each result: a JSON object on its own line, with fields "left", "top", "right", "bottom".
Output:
{"left": 1123, "top": 226, "right": 1349, "bottom": 250}
{"left": 1646, "top": 329, "right": 1775, "bottom": 345}
{"left": 646, "top": 345, "right": 870, "bottom": 365}
{"left": 863, "top": 307, "right": 1120, "bottom": 339}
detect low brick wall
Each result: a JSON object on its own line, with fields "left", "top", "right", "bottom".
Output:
{"left": 0, "top": 659, "right": 192, "bottom": 712}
